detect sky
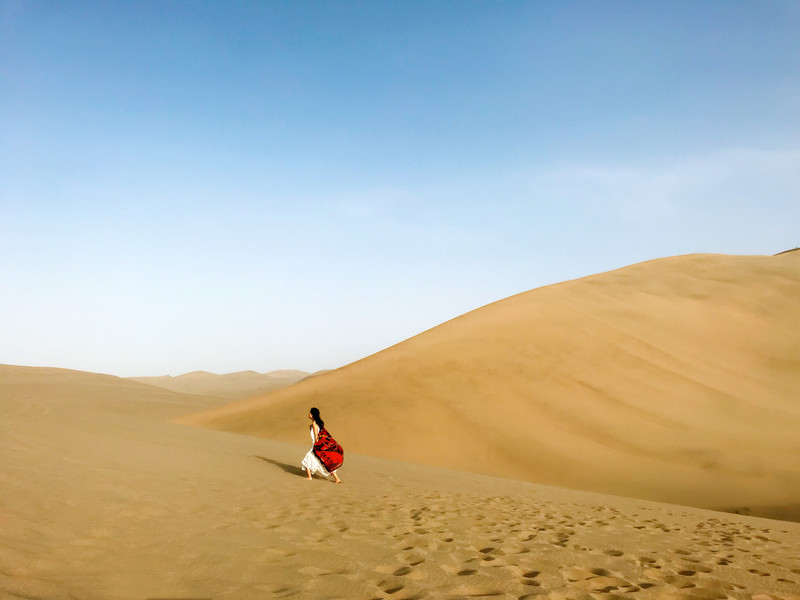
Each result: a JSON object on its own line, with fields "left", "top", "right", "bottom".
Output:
{"left": 2, "top": 1, "right": 799, "bottom": 377}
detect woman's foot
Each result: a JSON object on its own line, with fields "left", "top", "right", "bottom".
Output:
{"left": 332, "top": 473, "right": 342, "bottom": 483}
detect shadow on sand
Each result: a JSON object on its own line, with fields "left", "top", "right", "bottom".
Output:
{"left": 254, "top": 455, "right": 305, "bottom": 477}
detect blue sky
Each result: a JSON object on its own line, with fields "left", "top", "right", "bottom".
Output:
{"left": 2, "top": 1, "right": 799, "bottom": 376}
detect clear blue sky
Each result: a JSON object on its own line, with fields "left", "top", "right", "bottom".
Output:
{"left": 2, "top": 1, "right": 799, "bottom": 376}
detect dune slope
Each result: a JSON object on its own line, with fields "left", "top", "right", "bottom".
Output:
{"left": 179, "top": 253, "right": 800, "bottom": 517}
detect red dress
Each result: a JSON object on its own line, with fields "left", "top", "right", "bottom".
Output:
{"left": 313, "top": 426, "right": 344, "bottom": 472}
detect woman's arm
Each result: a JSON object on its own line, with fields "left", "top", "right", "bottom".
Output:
{"left": 311, "top": 421, "right": 320, "bottom": 442}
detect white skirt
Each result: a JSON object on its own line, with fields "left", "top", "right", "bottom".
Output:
{"left": 301, "top": 449, "right": 331, "bottom": 476}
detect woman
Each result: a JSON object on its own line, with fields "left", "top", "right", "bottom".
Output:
{"left": 301, "top": 407, "right": 343, "bottom": 483}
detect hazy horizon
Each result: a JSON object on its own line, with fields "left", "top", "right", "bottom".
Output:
{"left": 2, "top": 2, "right": 799, "bottom": 377}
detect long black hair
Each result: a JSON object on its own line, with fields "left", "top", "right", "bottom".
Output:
{"left": 309, "top": 407, "right": 324, "bottom": 429}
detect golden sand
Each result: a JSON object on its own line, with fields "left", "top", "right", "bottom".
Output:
{"left": 2, "top": 364, "right": 799, "bottom": 599}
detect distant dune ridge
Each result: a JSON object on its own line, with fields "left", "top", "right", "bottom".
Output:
{"left": 129, "top": 369, "right": 310, "bottom": 400}
{"left": 0, "top": 364, "right": 227, "bottom": 419}
{"left": 180, "top": 252, "right": 800, "bottom": 519}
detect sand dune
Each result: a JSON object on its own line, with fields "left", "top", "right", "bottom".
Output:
{"left": 2, "top": 367, "right": 799, "bottom": 599}
{"left": 0, "top": 364, "right": 227, "bottom": 419}
{"left": 129, "top": 368, "right": 310, "bottom": 400}
{"left": 180, "top": 253, "right": 800, "bottom": 519}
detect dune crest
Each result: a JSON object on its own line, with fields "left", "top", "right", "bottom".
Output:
{"left": 130, "top": 368, "right": 309, "bottom": 400}
{"left": 0, "top": 364, "right": 230, "bottom": 418}
{"left": 179, "top": 253, "right": 800, "bottom": 518}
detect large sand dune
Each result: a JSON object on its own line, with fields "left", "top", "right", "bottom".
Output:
{"left": 180, "top": 253, "right": 800, "bottom": 519}
{"left": 2, "top": 365, "right": 799, "bottom": 599}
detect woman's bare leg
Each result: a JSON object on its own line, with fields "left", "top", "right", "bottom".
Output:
{"left": 332, "top": 471, "right": 342, "bottom": 483}
{"left": 305, "top": 467, "right": 313, "bottom": 480}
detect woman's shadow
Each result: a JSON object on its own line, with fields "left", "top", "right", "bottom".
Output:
{"left": 254, "top": 455, "right": 305, "bottom": 477}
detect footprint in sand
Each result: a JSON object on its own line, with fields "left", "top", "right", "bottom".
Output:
{"left": 521, "top": 570, "right": 542, "bottom": 588}
{"left": 524, "top": 570, "right": 541, "bottom": 578}
{"left": 684, "top": 564, "right": 713, "bottom": 574}
{"left": 383, "top": 585, "right": 404, "bottom": 595}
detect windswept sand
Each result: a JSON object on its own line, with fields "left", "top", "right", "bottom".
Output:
{"left": 180, "top": 253, "right": 800, "bottom": 519}
{"left": 129, "top": 369, "right": 310, "bottom": 401}
{"left": 2, "top": 366, "right": 799, "bottom": 600}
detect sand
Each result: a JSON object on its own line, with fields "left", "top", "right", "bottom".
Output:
{"left": 0, "top": 365, "right": 227, "bottom": 419}
{"left": 128, "top": 369, "right": 310, "bottom": 401}
{"left": 2, "top": 365, "right": 800, "bottom": 600}
{"left": 180, "top": 253, "right": 800, "bottom": 519}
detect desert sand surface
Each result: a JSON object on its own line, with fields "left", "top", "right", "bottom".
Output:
{"left": 129, "top": 369, "right": 310, "bottom": 401}
{"left": 180, "top": 253, "right": 800, "bottom": 519}
{"left": 2, "top": 366, "right": 800, "bottom": 600}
